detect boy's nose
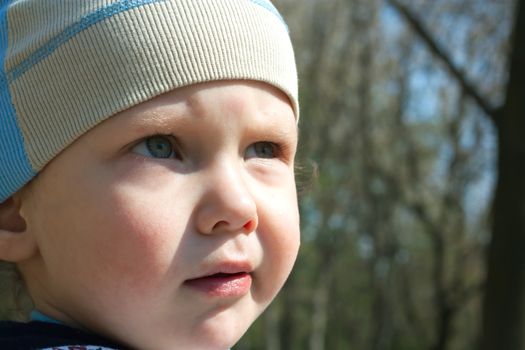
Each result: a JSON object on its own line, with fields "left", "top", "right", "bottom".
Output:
{"left": 195, "top": 163, "right": 258, "bottom": 235}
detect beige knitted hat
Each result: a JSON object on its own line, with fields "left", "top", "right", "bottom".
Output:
{"left": 0, "top": 0, "right": 298, "bottom": 202}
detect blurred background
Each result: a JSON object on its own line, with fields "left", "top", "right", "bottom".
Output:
{"left": 0, "top": 1, "right": 519, "bottom": 349}
{"left": 235, "top": 0, "right": 520, "bottom": 349}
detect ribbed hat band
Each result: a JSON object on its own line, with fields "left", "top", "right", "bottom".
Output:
{"left": 0, "top": 0, "right": 298, "bottom": 202}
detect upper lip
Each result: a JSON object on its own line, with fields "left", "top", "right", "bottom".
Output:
{"left": 187, "top": 260, "right": 253, "bottom": 280}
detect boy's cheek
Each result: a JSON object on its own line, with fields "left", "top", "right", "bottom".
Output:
{"left": 32, "top": 176, "right": 177, "bottom": 276}
{"left": 255, "top": 191, "right": 300, "bottom": 295}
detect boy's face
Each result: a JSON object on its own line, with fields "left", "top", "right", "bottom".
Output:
{"left": 18, "top": 81, "right": 300, "bottom": 349}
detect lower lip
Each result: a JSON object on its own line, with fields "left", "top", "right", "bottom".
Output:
{"left": 184, "top": 273, "right": 252, "bottom": 297}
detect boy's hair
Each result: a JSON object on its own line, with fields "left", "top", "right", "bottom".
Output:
{"left": 0, "top": 0, "right": 298, "bottom": 202}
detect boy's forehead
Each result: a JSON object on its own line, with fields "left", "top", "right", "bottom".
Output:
{"left": 0, "top": 0, "right": 298, "bottom": 203}
{"left": 104, "top": 81, "right": 296, "bottom": 133}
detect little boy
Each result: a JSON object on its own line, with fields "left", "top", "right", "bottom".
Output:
{"left": 0, "top": 1, "right": 300, "bottom": 349}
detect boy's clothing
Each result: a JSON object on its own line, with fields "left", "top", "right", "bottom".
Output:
{"left": 0, "top": 321, "right": 125, "bottom": 350}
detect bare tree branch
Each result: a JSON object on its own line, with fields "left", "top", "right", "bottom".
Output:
{"left": 386, "top": 0, "right": 499, "bottom": 121}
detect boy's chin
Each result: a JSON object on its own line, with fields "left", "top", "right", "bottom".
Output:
{"left": 121, "top": 329, "right": 244, "bottom": 350}
{"left": 192, "top": 311, "right": 257, "bottom": 349}
{"left": 128, "top": 309, "right": 258, "bottom": 350}
{"left": 153, "top": 327, "right": 248, "bottom": 350}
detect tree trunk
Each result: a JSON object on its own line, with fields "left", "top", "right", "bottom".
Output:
{"left": 265, "top": 304, "right": 281, "bottom": 350}
{"left": 309, "top": 268, "right": 332, "bottom": 350}
{"left": 480, "top": 1, "right": 525, "bottom": 349}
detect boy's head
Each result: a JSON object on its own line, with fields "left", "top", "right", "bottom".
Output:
{"left": 0, "top": 1, "right": 299, "bottom": 349}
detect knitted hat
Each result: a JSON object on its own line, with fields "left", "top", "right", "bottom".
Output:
{"left": 0, "top": 0, "right": 298, "bottom": 202}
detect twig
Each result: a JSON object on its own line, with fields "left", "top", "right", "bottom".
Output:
{"left": 386, "top": 0, "right": 499, "bottom": 122}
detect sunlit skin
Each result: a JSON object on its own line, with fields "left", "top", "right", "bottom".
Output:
{"left": 14, "top": 81, "right": 300, "bottom": 349}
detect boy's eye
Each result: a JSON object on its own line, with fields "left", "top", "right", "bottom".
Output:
{"left": 246, "top": 142, "right": 278, "bottom": 159}
{"left": 131, "top": 135, "right": 179, "bottom": 159}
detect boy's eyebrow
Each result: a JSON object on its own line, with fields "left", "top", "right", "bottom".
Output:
{"left": 123, "top": 110, "right": 298, "bottom": 139}
{"left": 124, "top": 109, "right": 190, "bottom": 134}
{"left": 264, "top": 121, "right": 300, "bottom": 140}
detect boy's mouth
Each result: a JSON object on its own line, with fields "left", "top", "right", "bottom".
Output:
{"left": 184, "top": 264, "right": 253, "bottom": 297}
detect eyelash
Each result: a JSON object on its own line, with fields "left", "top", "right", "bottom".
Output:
{"left": 130, "top": 134, "right": 181, "bottom": 160}
{"left": 246, "top": 141, "right": 281, "bottom": 159}
{"left": 130, "top": 134, "right": 286, "bottom": 161}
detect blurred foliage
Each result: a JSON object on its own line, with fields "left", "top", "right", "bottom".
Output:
{"left": 0, "top": 1, "right": 516, "bottom": 349}
{"left": 235, "top": 0, "right": 515, "bottom": 349}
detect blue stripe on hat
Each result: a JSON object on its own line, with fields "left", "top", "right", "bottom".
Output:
{"left": 0, "top": 0, "right": 289, "bottom": 201}
{"left": 249, "top": 0, "right": 288, "bottom": 31}
{"left": 7, "top": 0, "right": 288, "bottom": 83}
{"left": 8, "top": 0, "right": 167, "bottom": 83}
{"left": 0, "top": 0, "right": 36, "bottom": 202}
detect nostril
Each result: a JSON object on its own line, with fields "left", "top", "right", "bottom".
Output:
{"left": 212, "top": 220, "right": 228, "bottom": 231}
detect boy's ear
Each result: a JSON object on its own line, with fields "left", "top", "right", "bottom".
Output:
{"left": 0, "top": 195, "right": 37, "bottom": 262}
